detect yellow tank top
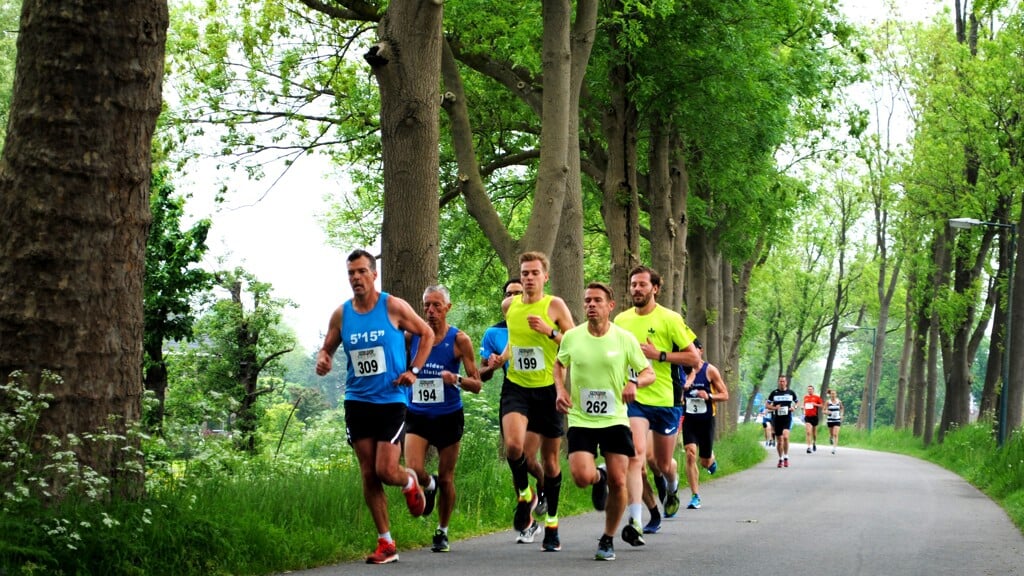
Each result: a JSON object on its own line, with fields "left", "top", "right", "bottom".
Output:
{"left": 506, "top": 294, "right": 557, "bottom": 388}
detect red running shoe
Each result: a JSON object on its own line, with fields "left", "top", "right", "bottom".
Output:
{"left": 403, "top": 470, "right": 426, "bottom": 517}
{"left": 783, "top": 459, "right": 789, "bottom": 468}
{"left": 366, "top": 538, "right": 398, "bottom": 564}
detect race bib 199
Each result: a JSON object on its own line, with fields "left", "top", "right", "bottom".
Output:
{"left": 350, "top": 346, "right": 386, "bottom": 377}
{"left": 512, "top": 346, "right": 545, "bottom": 372}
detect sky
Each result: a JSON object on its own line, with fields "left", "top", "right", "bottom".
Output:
{"left": 178, "top": 0, "right": 944, "bottom": 353}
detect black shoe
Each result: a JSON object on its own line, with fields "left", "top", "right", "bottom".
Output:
{"left": 621, "top": 520, "right": 645, "bottom": 546}
{"left": 422, "top": 474, "right": 438, "bottom": 517}
{"left": 542, "top": 524, "right": 561, "bottom": 552}
{"left": 513, "top": 489, "right": 538, "bottom": 532}
{"left": 431, "top": 529, "right": 449, "bottom": 553}
{"left": 653, "top": 473, "right": 668, "bottom": 505}
{"left": 592, "top": 464, "right": 608, "bottom": 511}
{"left": 535, "top": 487, "right": 548, "bottom": 517}
{"left": 595, "top": 535, "right": 615, "bottom": 560}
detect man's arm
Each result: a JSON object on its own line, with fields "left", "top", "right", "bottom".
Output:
{"left": 315, "top": 306, "right": 343, "bottom": 376}
{"left": 388, "top": 295, "right": 434, "bottom": 385}
{"left": 453, "top": 331, "right": 483, "bottom": 394}
{"left": 708, "top": 364, "right": 729, "bottom": 401}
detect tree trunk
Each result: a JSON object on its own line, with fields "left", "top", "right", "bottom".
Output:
{"left": 646, "top": 120, "right": 689, "bottom": 314}
{"left": 1008, "top": 203, "right": 1024, "bottom": 438}
{"left": 0, "top": 0, "right": 167, "bottom": 498}
{"left": 894, "top": 305, "right": 914, "bottom": 430}
{"left": 367, "top": 0, "right": 443, "bottom": 302}
{"left": 549, "top": 0, "right": 597, "bottom": 318}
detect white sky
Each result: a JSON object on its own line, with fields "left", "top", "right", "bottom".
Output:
{"left": 178, "top": 0, "right": 943, "bottom": 353}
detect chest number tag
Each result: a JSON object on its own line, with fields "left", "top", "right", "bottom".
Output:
{"left": 350, "top": 346, "right": 386, "bottom": 377}
{"left": 513, "top": 346, "right": 545, "bottom": 372}
{"left": 582, "top": 388, "right": 616, "bottom": 416}
{"left": 413, "top": 378, "right": 444, "bottom": 404}
{"left": 686, "top": 396, "right": 708, "bottom": 415}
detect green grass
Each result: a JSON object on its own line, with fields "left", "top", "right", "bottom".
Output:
{"left": 4, "top": 420, "right": 1022, "bottom": 575}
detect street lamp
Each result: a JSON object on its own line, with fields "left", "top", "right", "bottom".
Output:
{"left": 949, "top": 217, "right": 1018, "bottom": 447}
{"left": 845, "top": 324, "right": 877, "bottom": 432}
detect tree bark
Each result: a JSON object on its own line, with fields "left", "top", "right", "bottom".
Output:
{"left": 0, "top": 0, "right": 168, "bottom": 498}
{"left": 367, "top": 0, "right": 443, "bottom": 303}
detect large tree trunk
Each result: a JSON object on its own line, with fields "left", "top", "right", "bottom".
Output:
{"left": 646, "top": 120, "right": 689, "bottom": 313}
{"left": 0, "top": 0, "right": 167, "bottom": 498}
{"left": 1008, "top": 202, "right": 1024, "bottom": 438}
{"left": 367, "top": 0, "right": 443, "bottom": 302}
{"left": 549, "top": 0, "right": 597, "bottom": 318}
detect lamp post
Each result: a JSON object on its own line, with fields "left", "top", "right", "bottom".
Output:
{"left": 845, "top": 325, "right": 877, "bottom": 432}
{"left": 949, "top": 217, "right": 1017, "bottom": 447}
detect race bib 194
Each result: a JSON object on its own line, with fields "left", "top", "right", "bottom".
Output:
{"left": 412, "top": 378, "right": 444, "bottom": 404}
{"left": 777, "top": 406, "right": 790, "bottom": 416}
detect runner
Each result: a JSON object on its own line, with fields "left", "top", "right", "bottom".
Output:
{"left": 681, "top": 341, "right": 729, "bottom": 510}
{"left": 493, "top": 251, "right": 575, "bottom": 551}
{"left": 826, "top": 388, "right": 844, "bottom": 454}
{"left": 613, "top": 265, "right": 699, "bottom": 545}
{"left": 553, "top": 282, "right": 655, "bottom": 560}
{"left": 404, "top": 285, "right": 483, "bottom": 553}
{"left": 315, "top": 249, "right": 434, "bottom": 564}
{"left": 803, "top": 385, "right": 823, "bottom": 453}
{"left": 479, "top": 278, "right": 548, "bottom": 538}
{"left": 766, "top": 375, "right": 799, "bottom": 468}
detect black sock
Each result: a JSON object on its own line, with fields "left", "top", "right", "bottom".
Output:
{"left": 508, "top": 455, "right": 529, "bottom": 492}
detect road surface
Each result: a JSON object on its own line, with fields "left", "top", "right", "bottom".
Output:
{"left": 283, "top": 444, "right": 1024, "bottom": 576}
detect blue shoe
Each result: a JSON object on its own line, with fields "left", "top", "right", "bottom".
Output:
{"left": 707, "top": 460, "right": 718, "bottom": 475}
{"left": 595, "top": 536, "right": 615, "bottom": 561}
{"left": 687, "top": 494, "right": 701, "bottom": 509}
{"left": 643, "top": 508, "right": 662, "bottom": 534}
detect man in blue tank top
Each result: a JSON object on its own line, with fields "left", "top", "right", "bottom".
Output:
{"left": 315, "top": 249, "right": 434, "bottom": 565}
{"left": 404, "top": 285, "right": 483, "bottom": 554}
{"left": 680, "top": 340, "right": 729, "bottom": 510}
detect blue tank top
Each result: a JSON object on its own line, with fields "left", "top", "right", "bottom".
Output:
{"left": 341, "top": 293, "right": 408, "bottom": 404}
{"left": 407, "top": 326, "right": 463, "bottom": 416}
{"left": 683, "top": 362, "right": 714, "bottom": 421}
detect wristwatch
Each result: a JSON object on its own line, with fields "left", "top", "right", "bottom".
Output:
{"left": 411, "top": 366, "right": 420, "bottom": 376}
{"left": 549, "top": 329, "right": 560, "bottom": 340}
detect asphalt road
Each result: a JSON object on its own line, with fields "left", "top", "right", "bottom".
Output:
{"left": 282, "top": 443, "right": 1024, "bottom": 576}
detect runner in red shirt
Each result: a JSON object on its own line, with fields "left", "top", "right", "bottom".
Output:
{"left": 802, "top": 386, "right": 824, "bottom": 453}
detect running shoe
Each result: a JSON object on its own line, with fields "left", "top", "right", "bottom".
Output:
{"left": 595, "top": 535, "right": 616, "bottom": 561}
{"left": 542, "top": 524, "right": 561, "bottom": 552}
{"left": 832, "top": 448, "right": 836, "bottom": 455}
{"left": 366, "top": 538, "right": 398, "bottom": 564}
{"left": 653, "top": 473, "right": 668, "bottom": 504}
{"left": 513, "top": 488, "right": 538, "bottom": 531}
{"left": 422, "top": 474, "right": 438, "bottom": 517}
{"left": 535, "top": 486, "right": 548, "bottom": 517}
{"left": 431, "top": 529, "right": 449, "bottom": 553}
{"left": 813, "top": 444, "right": 817, "bottom": 452}
{"left": 403, "top": 470, "right": 426, "bottom": 517}
{"left": 687, "top": 494, "right": 701, "bottom": 510}
{"left": 621, "top": 519, "right": 646, "bottom": 547}
{"left": 592, "top": 464, "right": 608, "bottom": 511}
{"left": 777, "top": 459, "right": 783, "bottom": 468}
{"left": 783, "top": 458, "right": 789, "bottom": 468}
{"left": 643, "top": 506, "right": 662, "bottom": 534}
{"left": 516, "top": 520, "right": 540, "bottom": 543}
{"left": 663, "top": 490, "right": 680, "bottom": 518}
{"left": 806, "top": 447, "right": 812, "bottom": 454}
{"left": 707, "top": 460, "right": 718, "bottom": 475}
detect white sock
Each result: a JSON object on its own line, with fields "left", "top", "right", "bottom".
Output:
{"left": 426, "top": 476, "right": 437, "bottom": 492}
{"left": 629, "top": 503, "right": 643, "bottom": 523}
